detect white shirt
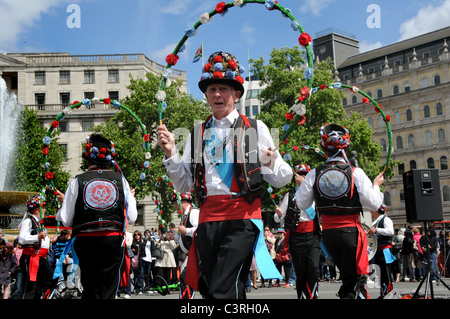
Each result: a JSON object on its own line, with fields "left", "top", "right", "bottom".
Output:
{"left": 19, "top": 214, "right": 50, "bottom": 249}
{"left": 274, "top": 191, "right": 316, "bottom": 227}
{"left": 372, "top": 214, "right": 394, "bottom": 238}
{"left": 56, "top": 175, "right": 138, "bottom": 229}
{"left": 179, "top": 204, "right": 199, "bottom": 254}
{"left": 296, "top": 158, "right": 383, "bottom": 212}
{"left": 163, "top": 109, "right": 293, "bottom": 195}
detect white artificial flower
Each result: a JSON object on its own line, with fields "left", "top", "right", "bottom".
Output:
{"left": 199, "top": 12, "right": 210, "bottom": 24}
{"left": 290, "top": 103, "right": 306, "bottom": 116}
{"left": 234, "top": 0, "right": 244, "bottom": 7}
{"left": 155, "top": 90, "right": 166, "bottom": 101}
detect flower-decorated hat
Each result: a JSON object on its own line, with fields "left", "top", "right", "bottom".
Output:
{"left": 198, "top": 51, "right": 245, "bottom": 97}
{"left": 83, "top": 134, "right": 116, "bottom": 165}
{"left": 319, "top": 123, "right": 350, "bottom": 150}
{"left": 295, "top": 164, "right": 311, "bottom": 175}
{"left": 27, "top": 194, "right": 45, "bottom": 212}
{"left": 171, "top": 192, "right": 192, "bottom": 202}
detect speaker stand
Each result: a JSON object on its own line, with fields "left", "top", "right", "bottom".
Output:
{"left": 412, "top": 223, "right": 450, "bottom": 299}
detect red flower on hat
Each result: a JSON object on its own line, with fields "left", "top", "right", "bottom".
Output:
{"left": 103, "top": 98, "right": 111, "bottom": 105}
{"left": 363, "top": 97, "right": 370, "bottom": 104}
{"left": 235, "top": 76, "right": 244, "bottom": 84}
{"left": 204, "top": 63, "right": 212, "bottom": 72}
{"left": 98, "top": 154, "right": 106, "bottom": 160}
{"left": 45, "top": 172, "right": 54, "bottom": 180}
{"left": 298, "top": 33, "right": 312, "bottom": 46}
{"left": 51, "top": 121, "right": 59, "bottom": 128}
{"left": 165, "top": 53, "right": 179, "bottom": 66}
{"left": 213, "top": 54, "right": 223, "bottom": 63}
{"left": 215, "top": 2, "right": 226, "bottom": 13}
{"left": 213, "top": 71, "right": 224, "bottom": 79}
{"left": 99, "top": 147, "right": 107, "bottom": 154}
{"left": 228, "top": 60, "right": 237, "bottom": 70}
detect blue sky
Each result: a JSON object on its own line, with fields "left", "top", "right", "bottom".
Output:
{"left": 1, "top": 0, "right": 450, "bottom": 99}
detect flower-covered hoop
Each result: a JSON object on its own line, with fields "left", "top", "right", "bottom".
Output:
{"left": 41, "top": 98, "right": 151, "bottom": 198}
{"left": 158, "top": 0, "right": 315, "bottom": 135}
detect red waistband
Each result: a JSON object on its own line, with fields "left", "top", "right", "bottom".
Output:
{"left": 22, "top": 247, "right": 48, "bottom": 257}
{"left": 322, "top": 214, "right": 360, "bottom": 230}
{"left": 295, "top": 220, "right": 317, "bottom": 233}
{"left": 76, "top": 230, "right": 124, "bottom": 237}
{"left": 22, "top": 248, "right": 49, "bottom": 282}
{"left": 199, "top": 195, "right": 261, "bottom": 224}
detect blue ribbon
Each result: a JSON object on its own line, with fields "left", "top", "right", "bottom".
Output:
{"left": 52, "top": 237, "right": 79, "bottom": 279}
{"left": 383, "top": 248, "right": 396, "bottom": 264}
{"left": 251, "top": 219, "right": 282, "bottom": 280}
{"left": 305, "top": 206, "right": 316, "bottom": 220}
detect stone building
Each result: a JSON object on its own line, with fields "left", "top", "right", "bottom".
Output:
{"left": 0, "top": 52, "right": 187, "bottom": 232}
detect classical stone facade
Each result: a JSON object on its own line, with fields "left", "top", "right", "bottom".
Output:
{"left": 0, "top": 52, "right": 187, "bottom": 232}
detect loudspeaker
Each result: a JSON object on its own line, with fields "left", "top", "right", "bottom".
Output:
{"left": 402, "top": 169, "right": 443, "bottom": 223}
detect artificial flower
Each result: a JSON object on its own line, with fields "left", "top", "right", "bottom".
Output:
{"left": 45, "top": 172, "right": 54, "bottom": 180}
{"left": 165, "top": 53, "right": 179, "bottom": 66}
{"left": 144, "top": 133, "right": 150, "bottom": 142}
{"left": 235, "top": 76, "right": 244, "bottom": 84}
{"left": 92, "top": 97, "right": 100, "bottom": 104}
{"left": 362, "top": 97, "right": 370, "bottom": 104}
{"left": 234, "top": 0, "right": 244, "bottom": 7}
{"left": 185, "top": 26, "right": 196, "bottom": 37}
{"left": 199, "top": 12, "right": 210, "bottom": 24}
{"left": 112, "top": 100, "right": 120, "bottom": 108}
{"left": 155, "top": 90, "right": 166, "bottom": 101}
{"left": 297, "top": 115, "right": 306, "bottom": 126}
{"left": 215, "top": 2, "right": 226, "bottom": 13}
{"left": 103, "top": 98, "right": 111, "bottom": 105}
{"left": 291, "top": 20, "right": 299, "bottom": 31}
{"left": 213, "top": 54, "right": 223, "bottom": 63}
{"left": 228, "top": 59, "right": 237, "bottom": 70}
{"left": 351, "top": 85, "right": 359, "bottom": 93}
{"left": 303, "top": 67, "right": 313, "bottom": 80}
{"left": 43, "top": 136, "right": 51, "bottom": 145}
{"left": 298, "top": 33, "right": 312, "bottom": 46}
{"left": 285, "top": 112, "right": 294, "bottom": 120}
{"left": 293, "top": 145, "right": 299, "bottom": 151}
{"left": 51, "top": 121, "right": 59, "bottom": 128}
{"left": 385, "top": 115, "right": 391, "bottom": 122}
{"left": 82, "top": 98, "right": 91, "bottom": 106}
{"left": 320, "top": 84, "right": 327, "bottom": 90}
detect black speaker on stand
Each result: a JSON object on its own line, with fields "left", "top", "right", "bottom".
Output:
{"left": 402, "top": 169, "right": 449, "bottom": 299}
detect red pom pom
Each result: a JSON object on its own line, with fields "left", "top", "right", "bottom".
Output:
{"left": 204, "top": 63, "right": 212, "bottom": 72}
{"left": 213, "top": 55, "right": 223, "bottom": 63}
{"left": 235, "top": 76, "right": 244, "bottom": 84}
{"left": 228, "top": 60, "right": 237, "bottom": 70}
{"left": 213, "top": 71, "right": 224, "bottom": 79}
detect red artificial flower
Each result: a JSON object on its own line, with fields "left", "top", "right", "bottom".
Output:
{"left": 235, "top": 76, "right": 244, "bottom": 84}
{"left": 363, "top": 97, "right": 370, "bottom": 104}
{"left": 157, "top": 177, "right": 162, "bottom": 182}
{"left": 300, "top": 86, "right": 310, "bottom": 101}
{"left": 228, "top": 60, "right": 237, "bottom": 70}
{"left": 169, "top": 182, "right": 173, "bottom": 187}
{"left": 51, "top": 121, "right": 59, "bottom": 128}
{"left": 85, "top": 143, "right": 91, "bottom": 150}
{"left": 72, "top": 101, "right": 80, "bottom": 105}
{"left": 285, "top": 112, "right": 294, "bottom": 120}
{"left": 215, "top": 1, "right": 226, "bottom": 13}
{"left": 271, "top": 194, "right": 275, "bottom": 199}
{"left": 282, "top": 138, "right": 289, "bottom": 144}
{"left": 45, "top": 172, "right": 54, "bottom": 180}
{"left": 297, "top": 115, "right": 306, "bottom": 126}
{"left": 213, "top": 71, "right": 224, "bottom": 79}
{"left": 320, "top": 84, "right": 327, "bottom": 90}
{"left": 155, "top": 200, "right": 159, "bottom": 205}
{"left": 213, "top": 55, "right": 223, "bottom": 63}
{"left": 98, "top": 154, "right": 106, "bottom": 160}
{"left": 293, "top": 145, "right": 299, "bottom": 151}
{"left": 99, "top": 147, "right": 107, "bottom": 154}
{"left": 375, "top": 104, "right": 383, "bottom": 113}
{"left": 103, "top": 98, "right": 111, "bottom": 105}
{"left": 385, "top": 115, "right": 391, "bottom": 122}
{"left": 165, "top": 53, "right": 180, "bottom": 66}
{"left": 204, "top": 63, "right": 212, "bottom": 72}
{"left": 298, "top": 33, "right": 312, "bottom": 46}
{"left": 144, "top": 134, "right": 150, "bottom": 142}
{"left": 42, "top": 146, "right": 49, "bottom": 155}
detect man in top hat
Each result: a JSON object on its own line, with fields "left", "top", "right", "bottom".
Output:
{"left": 296, "top": 123, "right": 385, "bottom": 299}
{"left": 157, "top": 51, "right": 292, "bottom": 299}
{"left": 18, "top": 194, "right": 56, "bottom": 299}
{"left": 56, "top": 134, "right": 137, "bottom": 299}
{"left": 275, "top": 164, "right": 321, "bottom": 299}
{"left": 171, "top": 192, "right": 199, "bottom": 299}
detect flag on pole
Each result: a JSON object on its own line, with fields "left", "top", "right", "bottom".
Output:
{"left": 193, "top": 44, "right": 203, "bottom": 63}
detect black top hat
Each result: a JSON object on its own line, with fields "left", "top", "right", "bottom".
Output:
{"left": 82, "top": 134, "right": 116, "bottom": 165}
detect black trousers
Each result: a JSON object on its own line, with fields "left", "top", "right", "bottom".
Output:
{"left": 322, "top": 227, "right": 367, "bottom": 299}
{"left": 195, "top": 219, "right": 257, "bottom": 299}
{"left": 289, "top": 230, "right": 321, "bottom": 299}
{"left": 373, "top": 249, "right": 393, "bottom": 298}
{"left": 74, "top": 235, "right": 124, "bottom": 299}
{"left": 20, "top": 254, "right": 56, "bottom": 299}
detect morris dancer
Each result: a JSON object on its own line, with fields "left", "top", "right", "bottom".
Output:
{"left": 275, "top": 164, "right": 321, "bottom": 299}
{"left": 296, "top": 123, "right": 385, "bottom": 299}
{"left": 56, "top": 134, "right": 137, "bottom": 299}
{"left": 157, "top": 51, "right": 292, "bottom": 299}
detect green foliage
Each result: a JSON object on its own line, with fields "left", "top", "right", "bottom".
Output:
{"left": 93, "top": 72, "right": 210, "bottom": 226}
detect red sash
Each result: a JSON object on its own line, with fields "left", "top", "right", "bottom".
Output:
{"left": 322, "top": 214, "right": 369, "bottom": 275}
{"left": 22, "top": 247, "right": 49, "bottom": 282}
{"left": 186, "top": 195, "right": 261, "bottom": 290}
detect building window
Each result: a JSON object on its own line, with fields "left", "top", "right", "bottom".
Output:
{"left": 421, "top": 78, "right": 429, "bottom": 88}
{"left": 404, "top": 82, "right": 411, "bottom": 92}
{"left": 436, "top": 102, "right": 443, "bottom": 116}
{"left": 434, "top": 75, "right": 441, "bottom": 85}
{"left": 84, "top": 70, "right": 95, "bottom": 84}
{"left": 59, "top": 122, "right": 68, "bottom": 132}
{"left": 396, "top": 136, "right": 403, "bottom": 150}
{"left": 35, "top": 93, "right": 45, "bottom": 110}
{"left": 424, "top": 105, "right": 430, "bottom": 118}
{"left": 245, "top": 106, "right": 250, "bottom": 117}
{"left": 394, "top": 111, "right": 401, "bottom": 124}
{"left": 252, "top": 105, "right": 259, "bottom": 116}
{"left": 410, "top": 160, "right": 416, "bottom": 170}
{"left": 367, "top": 91, "right": 372, "bottom": 98}
{"left": 82, "top": 121, "right": 93, "bottom": 131}
{"left": 443, "top": 185, "right": 450, "bottom": 201}
{"left": 380, "top": 139, "right": 387, "bottom": 152}
{"left": 425, "top": 130, "right": 433, "bottom": 145}
{"left": 59, "top": 71, "right": 70, "bottom": 84}
{"left": 108, "top": 91, "right": 119, "bottom": 101}
{"left": 60, "top": 92, "right": 70, "bottom": 107}
{"left": 400, "top": 190, "right": 405, "bottom": 204}
{"left": 59, "top": 144, "right": 68, "bottom": 162}
{"left": 84, "top": 92, "right": 95, "bottom": 109}
{"left": 108, "top": 69, "right": 119, "bottom": 83}
{"left": 441, "top": 156, "right": 448, "bottom": 170}
{"left": 342, "top": 98, "right": 347, "bottom": 107}
{"left": 35, "top": 71, "right": 46, "bottom": 85}
{"left": 427, "top": 157, "right": 435, "bottom": 169}
{"left": 438, "top": 129, "right": 446, "bottom": 143}
{"left": 377, "top": 89, "right": 383, "bottom": 99}
{"left": 368, "top": 116, "right": 374, "bottom": 128}
{"left": 406, "top": 109, "right": 413, "bottom": 121}
{"left": 384, "top": 192, "right": 391, "bottom": 206}
{"left": 407, "top": 134, "right": 415, "bottom": 148}
{"left": 352, "top": 95, "right": 357, "bottom": 104}
{"left": 398, "top": 163, "right": 405, "bottom": 175}
{"left": 393, "top": 85, "right": 399, "bottom": 95}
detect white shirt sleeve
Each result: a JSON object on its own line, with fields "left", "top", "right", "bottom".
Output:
{"left": 56, "top": 178, "right": 79, "bottom": 228}
{"left": 274, "top": 193, "right": 289, "bottom": 225}
{"left": 185, "top": 207, "right": 199, "bottom": 238}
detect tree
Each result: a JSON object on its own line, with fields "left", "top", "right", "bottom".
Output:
{"left": 250, "top": 46, "right": 393, "bottom": 219}
{"left": 12, "top": 108, "right": 70, "bottom": 215}
{"left": 93, "top": 72, "right": 210, "bottom": 226}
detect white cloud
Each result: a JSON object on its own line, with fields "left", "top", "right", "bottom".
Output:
{"left": 359, "top": 40, "right": 383, "bottom": 53}
{"left": 240, "top": 22, "right": 256, "bottom": 45}
{"left": 0, "top": 0, "right": 65, "bottom": 51}
{"left": 398, "top": 0, "right": 450, "bottom": 41}
{"left": 299, "top": 0, "right": 335, "bottom": 17}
